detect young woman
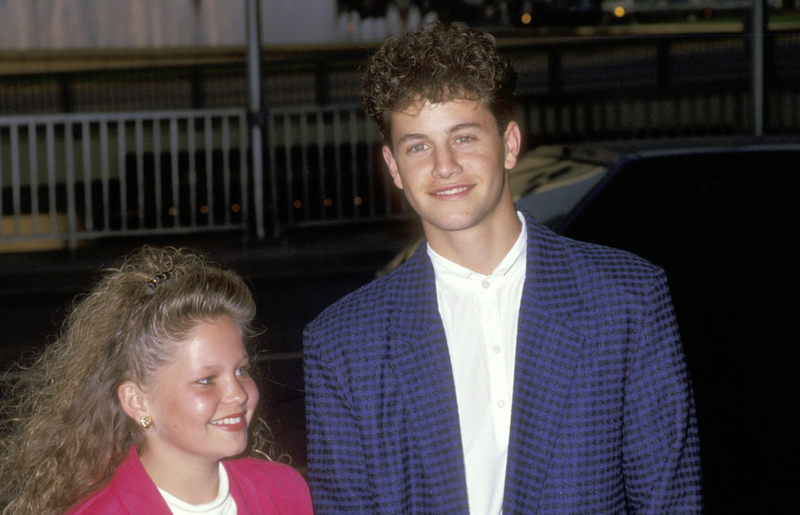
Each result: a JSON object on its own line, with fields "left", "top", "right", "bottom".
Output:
{"left": 0, "top": 246, "right": 313, "bottom": 515}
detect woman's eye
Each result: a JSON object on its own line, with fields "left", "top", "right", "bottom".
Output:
{"left": 198, "top": 377, "right": 215, "bottom": 385}
{"left": 236, "top": 365, "right": 252, "bottom": 377}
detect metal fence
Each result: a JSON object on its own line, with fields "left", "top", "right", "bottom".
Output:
{"left": 0, "top": 109, "right": 249, "bottom": 251}
{"left": 506, "top": 31, "right": 800, "bottom": 144}
{"left": 265, "top": 103, "right": 410, "bottom": 237}
{"left": 1, "top": 29, "right": 800, "bottom": 247}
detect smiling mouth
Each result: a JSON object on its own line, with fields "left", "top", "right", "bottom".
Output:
{"left": 210, "top": 416, "right": 244, "bottom": 426}
{"left": 433, "top": 185, "right": 473, "bottom": 196}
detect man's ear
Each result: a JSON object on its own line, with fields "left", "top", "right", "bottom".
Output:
{"left": 118, "top": 381, "right": 148, "bottom": 421}
{"left": 503, "top": 121, "right": 521, "bottom": 170}
{"left": 382, "top": 145, "right": 404, "bottom": 190}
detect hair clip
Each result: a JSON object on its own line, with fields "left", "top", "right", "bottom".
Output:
{"left": 147, "top": 270, "right": 174, "bottom": 293}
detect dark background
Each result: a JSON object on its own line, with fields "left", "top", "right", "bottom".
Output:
{"left": 0, "top": 221, "right": 417, "bottom": 474}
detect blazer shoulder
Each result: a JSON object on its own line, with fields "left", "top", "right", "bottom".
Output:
{"left": 226, "top": 459, "right": 313, "bottom": 514}
{"left": 564, "top": 235, "right": 661, "bottom": 278}
{"left": 65, "top": 447, "right": 171, "bottom": 515}
{"left": 561, "top": 237, "right": 671, "bottom": 315}
{"left": 527, "top": 213, "right": 666, "bottom": 307}
{"left": 526, "top": 208, "right": 661, "bottom": 278}
{"left": 64, "top": 487, "right": 126, "bottom": 515}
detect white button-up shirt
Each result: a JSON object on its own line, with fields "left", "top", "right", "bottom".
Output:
{"left": 428, "top": 212, "right": 527, "bottom": 515}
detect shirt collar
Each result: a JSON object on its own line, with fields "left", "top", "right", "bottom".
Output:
{"left": 427, "top": 211, "right": 527, "bottom": 281}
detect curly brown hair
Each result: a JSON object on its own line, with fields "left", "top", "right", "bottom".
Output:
{"left": 361, "top": 22, "right": 518, "bottom": 141}
{"left": 0, "top": 246, "right": 275, "bottom": 515}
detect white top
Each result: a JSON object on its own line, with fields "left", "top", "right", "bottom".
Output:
{"left": 157, "top": 462, "right": 237, "bottom": 515}
{"left": 428, "top": 211, "right": 527, "bottom": 515}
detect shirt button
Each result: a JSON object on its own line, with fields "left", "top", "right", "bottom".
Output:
{"left": 497, "top": 400, "right": 506, "bottom": 408}
{"left": 481, "top": 279, "right": 490, "bottom": 289}
{"left": 492, "top": 345, "right": 501, "bottom": 354}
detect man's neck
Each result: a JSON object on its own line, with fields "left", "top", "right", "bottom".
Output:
{"left": 426, "top": 208, "right": 523, "bottom": 275}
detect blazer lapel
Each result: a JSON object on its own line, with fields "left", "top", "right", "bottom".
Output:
{"left": 503, "top": 213, "right": 590, "bottom": 513}
{"left": 382, "top": 214, "right": 589, "bottom": 513}
{"left": 386, "top": 248, "right": 470, "bottom": 513}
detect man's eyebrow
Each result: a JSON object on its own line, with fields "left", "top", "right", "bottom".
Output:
{"left": 396, "top": 133, "right": 427, "bottom": 146}
{"left": 396, "top": 122, "right": 484, "bottom": 146}
{"left": 449, "top": 122, "right": 482, "bottom": 133}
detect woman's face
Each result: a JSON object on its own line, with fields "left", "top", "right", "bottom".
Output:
{"left": 139, "top": 315, "right": 259, "bottom": 469}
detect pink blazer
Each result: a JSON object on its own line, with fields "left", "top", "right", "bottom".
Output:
{"left": 65, "top": 447, "right": 313, "bottom": 515}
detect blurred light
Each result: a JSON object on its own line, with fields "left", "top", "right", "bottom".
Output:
{"left": 168, "top": 207, "right": 177, "bottom": 216}
{"left": 231, "top": 203, "right": 241, "bottom": 212}
{"left": 521, "top": 13, "right": 532, "bottom": 25}
{"left": 200, "top": 205, "right": 209, "bottom": 214}
{"left": 324, "top": 198, "right": 333, "bottom": 207}
{"left": 354, "top": 197, "right": 363, "bottom": 206}
{"left": 614, "top": 6, "right": 625, "bottom": 18}
{"left": 347, "top": 21, "right": 356, "bottom": 31}
{"left": 293, "top": 200, "right": 302, "bottom": 209}
{"left": 704, "top": 9, "right": 713, "bottom": 18}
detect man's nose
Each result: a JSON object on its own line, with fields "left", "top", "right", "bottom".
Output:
{"left": 432, "top": 146, "right": 462, "bottom": 179}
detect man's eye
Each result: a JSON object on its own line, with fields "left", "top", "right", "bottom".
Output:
{"left": 456, "top": 136, "right": 473, "bottom": 144}
{"left": 409, "top": 143, "right": 426, "bottom": 153}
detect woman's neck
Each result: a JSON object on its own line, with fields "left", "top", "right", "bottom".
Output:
{"left": 139, "top": 449, "right": 221, "bottom": 505}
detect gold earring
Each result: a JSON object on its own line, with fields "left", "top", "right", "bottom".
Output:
{"left": 140, "top": 415, "right": 152, "bottom": 429}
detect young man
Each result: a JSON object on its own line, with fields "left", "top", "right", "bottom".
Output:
{"left": 304, "top": 22, "right": 703, "bottom": 514}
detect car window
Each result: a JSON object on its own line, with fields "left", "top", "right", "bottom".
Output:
{"left": 516, "top": 164, "right": 606, "bottom": 227}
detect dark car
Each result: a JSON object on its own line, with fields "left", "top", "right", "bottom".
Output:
{"left": 525, "top": 136, "right": 799, "bottom": 513}
{"left": 384, "top": 136, "right": 800, "bottom": 512}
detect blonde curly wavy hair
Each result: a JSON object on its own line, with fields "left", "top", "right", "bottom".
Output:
{"left": 0, "top": 246, "right": 274, "bottom": 515}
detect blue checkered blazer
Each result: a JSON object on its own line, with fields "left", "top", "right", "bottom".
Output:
{"left": 304, "top": 210, "right": 703, "bottom": 514}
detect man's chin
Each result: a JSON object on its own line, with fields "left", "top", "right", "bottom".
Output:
{"left": 421, "top": 216, "right": 480, "bottom": 235}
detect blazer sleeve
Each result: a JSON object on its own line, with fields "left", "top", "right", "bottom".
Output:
{"left": 303, "top": 323, "right": 375, "bottom": 515}
{"left": 621, "top": 269, "right": 704, "bottom": 512}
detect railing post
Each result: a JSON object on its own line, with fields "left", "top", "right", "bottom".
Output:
{"left": 246, "top": 0, "right": 266, "bottom": 239}
{"left": 64, "top": 120, "right": 78, "bottom": 251}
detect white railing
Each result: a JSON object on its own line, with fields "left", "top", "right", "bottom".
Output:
{"left": 0, "top": 109, "right": 249, "bottom": 251}
{"left": 265, "top": 103, "right": 410, "bottom": 237}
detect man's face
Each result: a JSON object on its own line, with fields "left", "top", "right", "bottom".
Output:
{"left": 382, "top": 98, "right": 520, "bottom": 240}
